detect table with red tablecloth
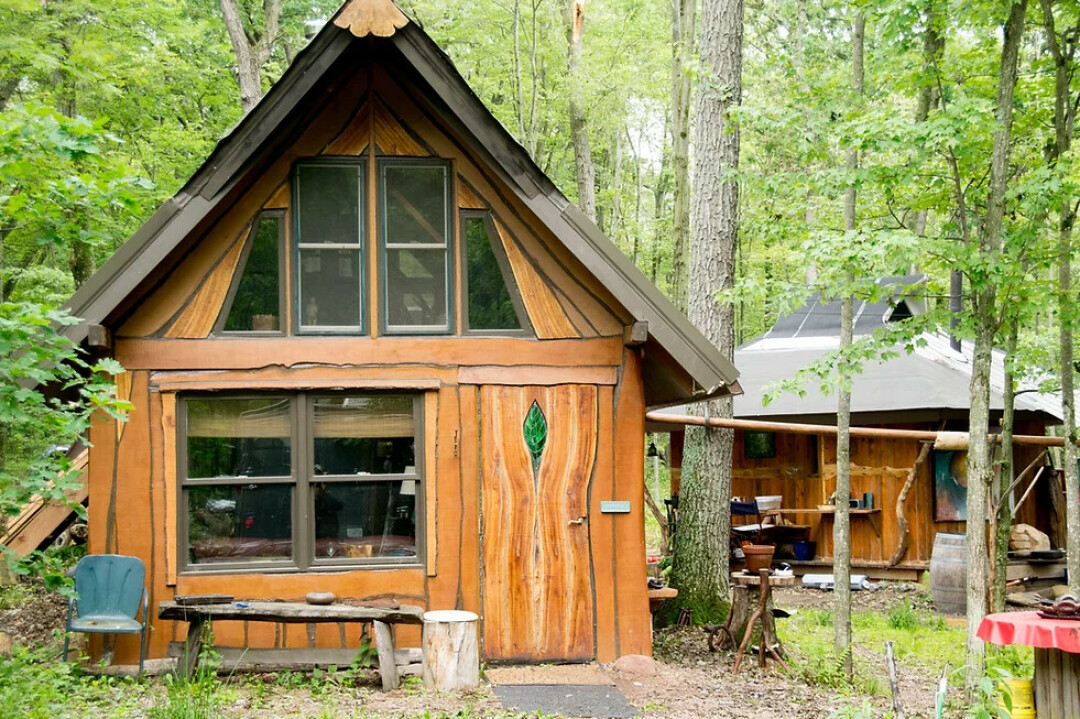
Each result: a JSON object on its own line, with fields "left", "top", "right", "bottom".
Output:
{"left": 978, "top": 611, "right": 1080, "bottom": 719}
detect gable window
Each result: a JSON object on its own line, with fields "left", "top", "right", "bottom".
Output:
{"left": 295, "top": 162, "right": 365, "bottom": 332}
{"left": 179, "top": 393, "right": 422, "bottom": 572}
{"left": 461, "top": 212, "right": 528, "bottom": 333}
{"left": 380, "top": 160, "right": 451, "bottom": 333}
{"left": 219, "top": 212, "right": 284, "bottom": 333}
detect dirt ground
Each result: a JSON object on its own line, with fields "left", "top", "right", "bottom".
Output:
{"left": 0, "top": 579, "right": 961, "bottom": 718}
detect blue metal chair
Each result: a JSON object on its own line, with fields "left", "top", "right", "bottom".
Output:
{"left": 62, "top": 554, "right": 149, "bottom": 676}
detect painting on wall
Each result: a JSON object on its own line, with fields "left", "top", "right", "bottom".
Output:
{"left": 933, "top": 449, "right": 968, "bottom": 522}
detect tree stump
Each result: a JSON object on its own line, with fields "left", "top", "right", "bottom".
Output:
{"left": 422, "top": 610, "right": 479, "bottom": 692}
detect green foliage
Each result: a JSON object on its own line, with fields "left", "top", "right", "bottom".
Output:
{"left": 0, "top": 302, "right": 130, "bottom": 575}
{"left": 0, "top": 644, "right": 81, "bottom": 719}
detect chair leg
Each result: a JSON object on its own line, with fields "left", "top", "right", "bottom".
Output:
{"left": 62, "top": 634, "right": 70, "bottom": 662}
{"left": 139, "top": 628, "right": 147, "bottom": 678}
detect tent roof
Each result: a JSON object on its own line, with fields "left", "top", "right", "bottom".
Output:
{"left": 62, "top": 0, "right": 739, "bottom": 406}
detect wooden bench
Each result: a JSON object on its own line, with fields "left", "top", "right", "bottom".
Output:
{"left": 158, "top": 600, "right": 424, "bottom": 690}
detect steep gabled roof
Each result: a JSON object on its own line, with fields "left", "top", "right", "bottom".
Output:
{"left": 64, "top": 0, "right": 738, "bottom": 406}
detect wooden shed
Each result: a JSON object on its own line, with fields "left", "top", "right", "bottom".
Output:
{"left": 651, "top": 277, "right": 1064, "bottom": 580}
{"left": 62, "top": 0, "right": 740, "bottom": 666}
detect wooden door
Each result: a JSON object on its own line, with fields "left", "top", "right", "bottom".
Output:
{"left": 480, "top": 384, "right": 597, "bottom": 662}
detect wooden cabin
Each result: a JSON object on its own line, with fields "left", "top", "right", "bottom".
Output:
{"left": 62, "top": 0, "right": 740, "bottom": 666}
{"left": 651, "top": 277, "right": 1063, "bottom": 580}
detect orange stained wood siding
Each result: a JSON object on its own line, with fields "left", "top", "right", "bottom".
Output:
{"left": 480, "top": 384, "right": 596, "bottom": 662}
{"left": 118, "top": 63, "right": 630, "bottom": 342}
{"left": 163, "top": 221, "right": 251, "bottom": 338}
{"left": 494, "top": 220, "right": 578, "bottom": 339}
{"left": 730, "top": 423, "right": 1055, "bottom": 567}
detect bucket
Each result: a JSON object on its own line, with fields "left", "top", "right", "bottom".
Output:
{"left": 930, "top": 532, "right": 967, "bottom": 615}
{"left": 793, "top": 540, "right": 816, "bottom": 561}
{"left": 996, "top": 678, "right": 1035, "bottom": 719}
{"left": 743, "top": 544, "right": 775, "bottom": 573}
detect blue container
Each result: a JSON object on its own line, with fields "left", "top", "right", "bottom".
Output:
{"left": 793, "top": 540, "right": 816, "bottom": 561}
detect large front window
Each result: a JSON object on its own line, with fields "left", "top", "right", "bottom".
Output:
{"left": 180, "top": 393, "right": 422, "bottom": 571}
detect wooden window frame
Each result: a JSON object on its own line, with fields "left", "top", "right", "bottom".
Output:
{"left": 459, "top": 210, "right": 532, "bottom": 336}
{"left": 177, "top": 392, "right": 425, "bottom": 575}
{"left": 214, "top": 210, "right": 287, "bottom": 336}
{"left": 293, "top": 158, "right": 368, "bottom": 335}
{"left": 378, "top": 158, "right": 454, "bottom": 336}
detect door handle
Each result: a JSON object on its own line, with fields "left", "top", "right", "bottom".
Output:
{"left": 568, "top": 515, "right": 588, "bottom": 526}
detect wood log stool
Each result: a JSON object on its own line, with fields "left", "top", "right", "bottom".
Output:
{"left": 719, "top": 569, "right": 796, "bottom": 673}
{"left": 422, "top": 610, "right": 479, "bottom": 692}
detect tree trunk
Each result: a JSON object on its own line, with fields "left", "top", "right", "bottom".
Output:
{"left": 670, "top": 0, "right": 743, "bottom": 621}
{"left": 669, "top": 0, "right": 697, "bottom": 310}
{"left": 965, "top": 0, "right": 1026, "bottom": 695}
{"left": 218, "top": 0, "right": 282, "bottom": 114}
{"left": 565, "top": 0, "right": 596, "bottom": 221}
{"left": 834, "top": 12, "right": 864, "bottom": 683}
{"left": 993, "top": 324, "right": 1018, "bottom": 613}
{"left": 1040, "top": 0, "right": 1080, "bottom": 596}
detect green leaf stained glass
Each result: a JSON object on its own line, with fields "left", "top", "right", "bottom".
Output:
{"left": 523, "top": 400, "right": 547, "bottom": 471}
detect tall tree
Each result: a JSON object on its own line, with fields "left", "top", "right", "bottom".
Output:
{"left": 669, "top": 0, "right": 697, "bottom": 309}
{"left": 965, "top": 0, "right": 1027, "bottom": 692}
{"left": 671, "top": 0, "right": 743, "bottom": 618}
{"left": 1041, "top": 0, "right": 1080, "bottom": 596}
{"left": 218, "top": 0, "right": 283, "bottom": 113}
{"left": 565, "top": 0, "right": 596, "bottom": 220}
{"left": 834, "top": 11, "right": 865, "bottom": 683}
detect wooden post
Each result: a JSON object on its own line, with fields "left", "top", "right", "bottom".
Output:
{"left": 422, "top": 610, "right": 479, "bottom": 692}
{"left": 373, "top": 620, "right": 399, "bottom": 692}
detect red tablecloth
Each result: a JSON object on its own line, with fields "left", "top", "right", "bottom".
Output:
{"left": 978, "top": 611, "right": 1080, "bottom": 653}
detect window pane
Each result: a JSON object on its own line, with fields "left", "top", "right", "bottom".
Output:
{"left": 312, "top": 396, "right": 415, "bottom": 475}
{"left": 297, "top": 164, "right": 360, "bottom": 245}
{"left": 186, "top": 398, "right": 291, "bottom": 478}
{"left": 385, "top": 248, "right": 447, "bottom": 328}
{"left": 224, "top": 216, "right": 281, "bottom": 331}
{"left": 313, "top": 480, "right": 416, "bottom": 559}
{"left": 299, "top": 248, "right": 362, "bottom": 328}
{"left": 465, "top": 217, "right": 521, "bottom": 330}
{"left": 187, "top": 484, "right": 292, "bottom": 564}
{"left": 383, "top": 165, "right": 447, "bottom": 245}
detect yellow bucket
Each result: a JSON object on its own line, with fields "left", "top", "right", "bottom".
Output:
{"left": 997, "top": 678, "right": 1035, "bottom": 719}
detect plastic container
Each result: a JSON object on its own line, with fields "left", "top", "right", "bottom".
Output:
{"left": 755, "top": 495, "right": 782, "bottom": 511}
{"left": 793, "top": 540, "right": 816, "bottom": 561}
{"left": 996, "top": 678, "right": 1035, "bottom": 719}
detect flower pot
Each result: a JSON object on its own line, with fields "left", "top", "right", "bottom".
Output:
{"left": 742, "top": 544, "right": 775, "bottom": 573}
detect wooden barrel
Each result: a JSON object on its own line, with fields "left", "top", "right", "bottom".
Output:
{"left": 930, "top": 532, "right": 967, "bottom": 615}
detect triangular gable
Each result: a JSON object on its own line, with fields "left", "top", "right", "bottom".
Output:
{"left": 64, "top": 0, "right": 739, "bottom": 405}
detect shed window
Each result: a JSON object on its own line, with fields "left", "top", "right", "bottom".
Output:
{"left": 221, "top": 213, "right": 283, "bottom": 332}
{"left": 462, "top": 213, "right": 525, "bottom": 332}
{"left": 180, "top": 393, "right": 422, "bottom": 572}
{"left": 380, "top": 161, "right": 451, "bottom": 333}
{"left": 295, "top": 162, "right": 364, "bottom": 332}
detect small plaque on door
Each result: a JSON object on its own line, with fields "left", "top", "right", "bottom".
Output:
{"left": 600, "top": 501, "right": 631, "bottom": 514}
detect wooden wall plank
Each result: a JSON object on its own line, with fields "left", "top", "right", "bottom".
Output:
{"left": 459, "top": 365, "right": 616, "bottom": 386}
{"left": 264, "top": 182, "right": 290, "bottom": 210}
{"left": 373, "top": 97, "right": 430, "bottom": 156}
{"left": 163, "top": 223, "right": 251, "bottom": 338}
{"left": 425, "top": 391, "right": 438, "bottom": 577}
{"left": 494, "top": 221, "right": 578, "bottom": 339}
{"left": 162, "top": 393, "right": 178, "bottom": 587}
{"left": 323, "top": 101, "right": 371, "bottom": 155}
{"left": 427, "top": 386, "right": 461, "bottom": 607}
{"left": 612, "top": 349, "right": 650, "bottom": 656}
{"left": 116, "top": 337, "right": 624, "bottom": 371}
{"left": 458, "top": 386, "right": 481, "bottom": 614}
{"left": 457, "top": 178, "right": 487, "bottom": 209}
{"left": 591, "top": 385, "right": 617, "bottom": 662}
